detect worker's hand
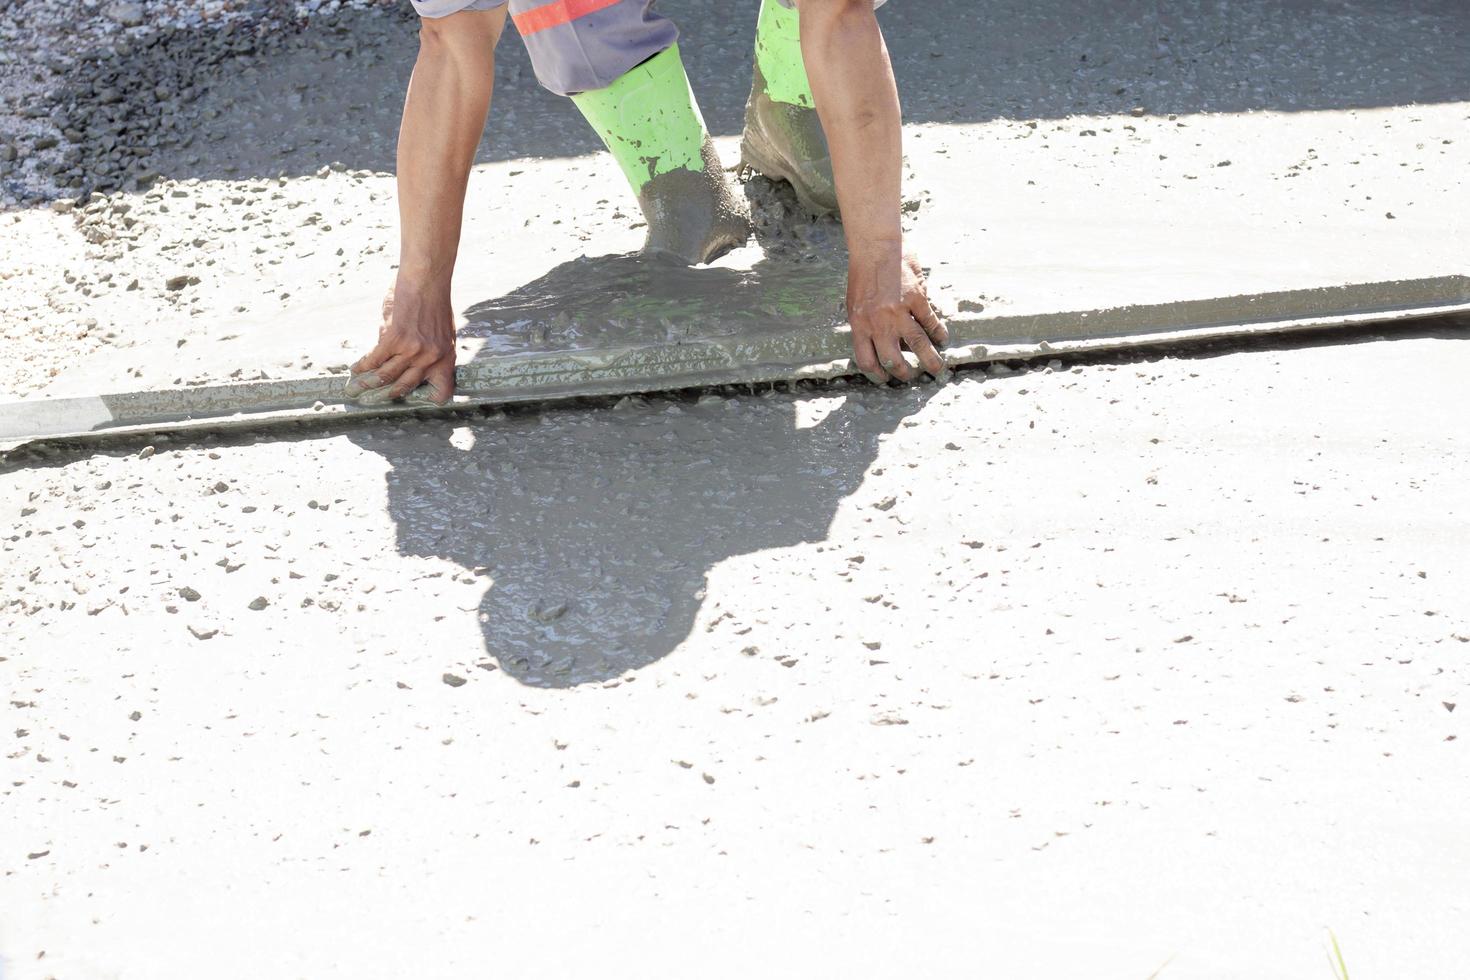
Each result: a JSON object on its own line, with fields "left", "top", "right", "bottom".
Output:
{"left": 347, "top": 278, "right": 457, "bottom": 404}
{"left": 846, "top": 244, "right": 949, "bottom": 384}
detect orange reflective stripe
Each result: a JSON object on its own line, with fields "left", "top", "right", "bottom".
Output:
{"left": 512, "top": 0, "right": 624, "bottom": 35}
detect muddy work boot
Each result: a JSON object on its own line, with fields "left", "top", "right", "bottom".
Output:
{"left": 571, "top": 44, "right": 749, "bottom": 265}
{"left": 740, "top": 0, "right": 840, "bottom": 216}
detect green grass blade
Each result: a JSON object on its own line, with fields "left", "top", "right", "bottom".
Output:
{"left": 1327, "top": 929, "right": 1351, "bottom": 980}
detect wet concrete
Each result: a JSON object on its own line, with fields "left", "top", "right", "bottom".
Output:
{"left": 636, "top": 137, "right": 751, "bottom": 263}
{"left": 348, "top": 385, "right": 921, "bottom": 686}
{"left": 5, "top": 336, "right": 1469, "bottom": 979}
{"left": 78, "top": 0, "right": 1470, "bottom": 188}
{"left": 740, "top": 63, "right": 839, "bottom": 214}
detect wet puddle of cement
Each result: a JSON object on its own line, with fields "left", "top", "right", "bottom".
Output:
{"left": 462, "top": 248, "right": 848, "bottom": 356}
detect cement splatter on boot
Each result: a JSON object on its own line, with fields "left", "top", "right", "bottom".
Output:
{"left": 739, "top": 63, "right": 839, "bottom": 217}
{"left": 638, "top": 137, "right": 750, "bottom": 265}
{"left": 740, "top": 0, "right": 841, "bottom": 217}
{"left": 570, "top": 44, "right": 749, "bottom": 266}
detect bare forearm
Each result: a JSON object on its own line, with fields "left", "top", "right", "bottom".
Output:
{"left": 396, "top": 17, "right": 500, "bottom": 288}
{"left": 798, "top": 0, "right": 902, "bottom": 260}
{"left": 794, "top": 0, "right": 945, "bottom": 384}
{"left": 345, "top": 12, "right": 502, "bottom": 406}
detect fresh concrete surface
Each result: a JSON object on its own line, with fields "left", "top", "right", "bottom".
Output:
{"left": 4, "top": 333, "right": 1469, "bottom": 979}
{"left": 2, "top": 1, "right": 1469, "bottom": 978}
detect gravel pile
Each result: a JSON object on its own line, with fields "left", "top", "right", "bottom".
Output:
{"left": 0, "top": 0, "right": 408, "bottom": 206}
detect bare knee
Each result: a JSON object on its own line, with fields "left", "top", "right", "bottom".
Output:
{"left": 787, "top": 0, "right": 874, "bottom": 11}
{"left": 787, "top": 0, "right": 877, "bottom": 37}
{"left": 418, "top": 7, "right": 507, "bottom": 55}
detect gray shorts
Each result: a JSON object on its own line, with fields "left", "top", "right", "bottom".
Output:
{"left": 408, "top": 0, "right": 885, "bottom": 96}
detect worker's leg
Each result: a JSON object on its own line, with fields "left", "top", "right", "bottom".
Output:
{"left": 570, "top": 43, "right": 749, "bottom": 263}
{"left": 510, "top": 0, "right": 749, "bottom": 264}
{"left": 740, "top": 0, "right": 887, "bottom": 216}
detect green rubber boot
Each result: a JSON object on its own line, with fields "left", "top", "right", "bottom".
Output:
{"left": 740, "top": 0, "right": 840, "bottom": 216}
{"left": 571, "top": 44, "right": 749, "bottom": 265}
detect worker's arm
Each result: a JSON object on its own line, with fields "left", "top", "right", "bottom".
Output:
{"left": 796, "top": 0, "right": 946, "bottom": 383}
{"left": 350, "top": 7, "right": 507, "bottom": 403}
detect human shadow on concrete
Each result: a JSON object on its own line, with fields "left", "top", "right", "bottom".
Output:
{"left": 345, "top": 353, "right": 928, "bottom": 689}
{"left": 27, "top": 0, "right": 1470, "bottom": 197}
{"left": 334, "top": 288, "right": 1467, "bottom": 691}
{"left": 345, "top": 199, "right": 926, "bottom": 689}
